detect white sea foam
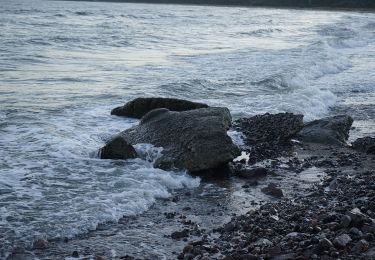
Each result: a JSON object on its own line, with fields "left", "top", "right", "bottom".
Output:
{"left": 0, "top": 105, "right": 200, "bottom": 256}
{"left": 227, "top": 130, "right": 245, "bottom": 146}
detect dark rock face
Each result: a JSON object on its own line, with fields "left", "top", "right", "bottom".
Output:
{"left": 100, "top": 136, "right": 137, "bottom": 160}
{"left": 111, "top": 97, "right": 208, "bottom": 118}
{"left": 119, "top": 107, "right": 239, "bottom": 173}
{"left": 352, "top": 136, "right": 375, "bottom": 154}
{"left": 233, "top": 113, "right": 303, "bottom": 163}
{"left": 233, "top": 113, "right": 304, "bottom": 145}
{"left": 297, "top": 115, "right": 353, "bottom": 145}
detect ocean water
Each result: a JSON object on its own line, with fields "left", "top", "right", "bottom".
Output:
{"left": 0, "top": 0, "right": 374, "bottom": 257}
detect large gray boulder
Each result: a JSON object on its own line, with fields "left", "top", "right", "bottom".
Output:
{"left": 297, "top": 115, "right": 353, "bottom": 146}
{"left": 100, "top": 136, "right": 137, "bottom": 160}
{"left": 118, "top": 107, "right": 240, "bottom": 173}
{"left": 111, "top": 97, "right": 208, "bottom": 118}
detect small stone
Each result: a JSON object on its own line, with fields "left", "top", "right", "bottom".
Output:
{"left": 261, "top": 183, "right": 284, "bottom": 198}
{"left": 349, "top": 227, "right": 363, "bottom": 237}
{"left": 171, "top": 229, "right": 189, "bottom": 239}
{"left": 252, "top": 238, "right": 273, "bottom": 247}
{"left": 348, "top": 208, "right": 368, "bottom": 228}
{"left": 318, "top": 238, "right": 333, "bottom": 251}
{"left": 340, "top": 215, "right": 352, "bottom": 228}
{"left": 333, "top": 234, "right": 352, "bottom": 249}
{"left": 223, "top": 222, "right": 236, "bottom": 232}
{"left": 285, "top": 232, "right": 305, "bottom": 241}
{"left": 352, "top": 239, "right": 369, "bottom": 253}
{"left": 72, "top": 251, "right": 79, "bottom": 258}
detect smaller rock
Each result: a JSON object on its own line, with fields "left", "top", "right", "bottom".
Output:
{"left": 261, "top": 183, "right": 284, "bottom": 198}
{"left": 252, "top": 238, "right": 273, "bottom": 247}
{"left": 318, "top": 238, "right": 333, "bottom": 251}
{"left": 72, "top": 251, "right": 79, "bottom": 258}
{"left": 340, "top": 215, "right": 352, "bottom": 228}
{"left": 348, "top": 208, "right": 368, "bottom": 228}
{"left": 171, "top": 229, "right": 189, "bottom": 240}
{"left": 333, "top": 234, "right": 352, "bottom": 249}
{"left": 352, "top": 239, "right": 369, "bottom": 253}
{"left": 223, "top": 222, "right": 236, "bottom": 232}
{"left": 349, "top": 227, "right": 363, "bottom": 237}
{"left": 285, "top": 232, "right": 305, "bottom": 241}
{"left": 297, "top": 115, "right": 353, "bottom": 145}
{"left": 100, "top": 136, "right": 137, "bottom": 160}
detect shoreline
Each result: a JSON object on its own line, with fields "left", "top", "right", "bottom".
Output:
{"left": 27, "top": 133, "right": 375, "bottom": 259}
{"left": 56, "top": 0, "right": 375, "bottom": 12}
{"left": 179, "top": 143, "right": 375, "bottom": 259}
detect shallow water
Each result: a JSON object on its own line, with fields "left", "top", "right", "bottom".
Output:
{"left": 0, "top": 0, "right": 374, "bottom": 258}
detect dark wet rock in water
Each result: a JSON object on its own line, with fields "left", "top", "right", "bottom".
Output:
{"left": 233, "top": 112, "right": 304, "bottom": 145}
{"left": 119, "top": 107, "right": 239, "bottom": 173}
{"left": 71, "top": 251, "right": 79, "bottom": 258}
{"left": 100, "top": 136, "right": 137, "bottom": 160}
{"left": 333, "top": 234, "right": 352, "bottom": 249}
{"left": 111, "top": 97, "right": 208, "bottom": 118}
{"left": 261, "top": 183, "right": 284, "bottom": 198}
{"left": 352, "top": 136, "right": 375, "bottom": 154}
{"left": 297, "top": 115, "right": 353, "bottom": 145}
{"left": 171, "top": 229, "right": 189, "bottom": 240}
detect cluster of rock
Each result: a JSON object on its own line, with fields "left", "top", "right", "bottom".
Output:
{"left": 102, "top": 97, "right": 372, "bottom": 177}
{"left": 179, "top": 146, "right": 375, "bottom": 259}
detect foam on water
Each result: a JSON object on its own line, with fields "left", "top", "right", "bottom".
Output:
{"left": 0, "top": 104, "right": 200, "bottom": 257}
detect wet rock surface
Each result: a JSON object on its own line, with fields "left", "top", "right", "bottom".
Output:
{"left": 234, "top": 113, "right": 304, "bottom": 145}
{"left": 119, "top": 107, "right": 239, "bottom": 172}
{"left": 352, "top": 136, "right": 375, "bottom": 154}
{"left": 297, "top": 115, "right": 353, "bottom": 145}
{"left": 111, "top": 97, "right": 208, "bottom": 118}
{"left": 233, "top": 113, "right": 304, "bottom": 164}
{"left": 99, "top": 136, "right": 138, "bottom": 160}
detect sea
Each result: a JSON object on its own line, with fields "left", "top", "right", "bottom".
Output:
{"left": 0, "top": 0, "right": 374, "bottom": 258}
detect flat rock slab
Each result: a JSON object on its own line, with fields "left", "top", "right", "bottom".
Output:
{"left": 119, "top": 107, "right": 239, "bottom": 173}
{"left": 297, "top": 115, "right": 353, "bottom": 146}
{"left": 111, "top": 97, "right": 208, "bottom": 118}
